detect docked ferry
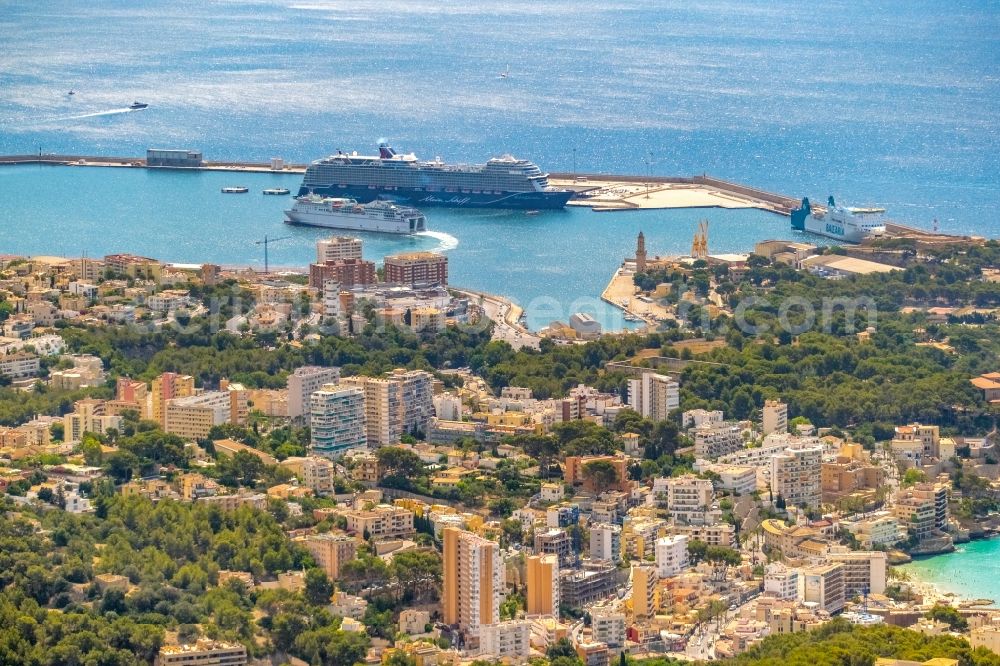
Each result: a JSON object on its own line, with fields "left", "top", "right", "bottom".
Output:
{"left": 297, "top": 143, "right": 573, "bottom": 209}
{"left": 284, "top": 195, "right": 425, "bottom": 235}
{"left": 791, "top": 196, "right": 887, "bottom": 244}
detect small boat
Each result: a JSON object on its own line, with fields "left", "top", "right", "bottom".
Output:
{"left": 525, "top": 209, "right": 540, "bottom": 216}
{"left": 221, "top": 186, "right": 249, "bottom": 194}
{"left": 67, "top": 90, "right": 75, "bottom": 96}
{"left": 128, "top": 101, "right": 148, "bottom": 110}
{"left": 498, "top": 64, "right": 510, "bottom": 79}
{"left": 263, "top": 188, "right": 290, "bottom": 195}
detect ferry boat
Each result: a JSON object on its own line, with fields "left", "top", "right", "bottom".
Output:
{"left": 221, "top": 186, "right": 248, "bottom": 193}
{"left": 791, "top": 196, "right": 887, "bottom": 244}
{"left": 284, "top": 195, "right": 426, "bottom": 235}
{"left": 297, "top": 143, "right": 573, "bottom": 209}
{"left": 262, "top": 188, "right": 290, "bottom": 195}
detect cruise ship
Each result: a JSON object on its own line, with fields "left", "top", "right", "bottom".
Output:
{"left": 284, "top": 195, "right": 425, "bottom": 235}
{"left": 297, "top": 143, "right": 573, "bottom": 209}
{"left": 791, "top": 196, "right": 887, "bottom": 244}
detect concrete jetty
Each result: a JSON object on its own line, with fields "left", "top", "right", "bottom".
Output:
{"left": 549, "top": 173, "right": 800, "bottom": 215}
{"left": 0, "top": 154, "right": 308, "bottom": 174}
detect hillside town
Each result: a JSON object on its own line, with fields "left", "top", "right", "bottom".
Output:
{"left": 1, "top": 236, "right": 1000, "bottom": 666}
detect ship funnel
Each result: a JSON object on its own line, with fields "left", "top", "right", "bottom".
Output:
{"left": 791, "top": 197, "right": 810, "bottom": 231}
{"left": 379, "top": 143, "right": 396, "bottom": 159}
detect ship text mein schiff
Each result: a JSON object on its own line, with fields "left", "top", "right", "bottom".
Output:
{"left": 297, "top": 143, "right": 574, "bottom": 209}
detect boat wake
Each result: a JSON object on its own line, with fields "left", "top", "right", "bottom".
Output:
{"left": 49, "top": 107, "right": 139, "bottom": 121}
{"left": 417, "top": 230, "right": 459, "bottom": 252}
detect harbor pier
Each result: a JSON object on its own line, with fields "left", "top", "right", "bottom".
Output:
{"left": 1, "top": 153, "right": 797, "bottom": 216}
{"left": 0, "top": 155, "right": 978, "bottom": 242}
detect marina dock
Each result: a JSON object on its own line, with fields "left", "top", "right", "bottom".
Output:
{"left": 600, "top": 265, "right": 672, "bottom": 327}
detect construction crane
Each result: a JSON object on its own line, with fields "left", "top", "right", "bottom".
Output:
{"left": 255, "top": 234, "right": 291, "bottom": 274}
{"left": 691, "top": 220, "right": 709, "bottom": 260}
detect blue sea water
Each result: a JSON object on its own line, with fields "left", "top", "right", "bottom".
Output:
{"left": 0, "top": 0, "right": 998, "bottom": 329}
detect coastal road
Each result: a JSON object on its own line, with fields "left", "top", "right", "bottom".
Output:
{"left": 457, "top": 288, "right": 541, "bottom": 350}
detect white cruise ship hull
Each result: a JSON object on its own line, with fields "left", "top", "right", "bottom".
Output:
{"left": 284, "top": 207, "right": 423, "bottom": 234}
{"left": 791, "top": 197, "right": 886, "bottom": 245}
{"left": 802, "top": 216, "right": 867, "bottom": 244}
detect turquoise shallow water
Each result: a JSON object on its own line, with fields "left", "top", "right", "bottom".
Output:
{"left": 0, "top": 164, "right": 793, "bottom": 330}
{"left": 900, "top": 539, "right": 1000, "bottom": 604}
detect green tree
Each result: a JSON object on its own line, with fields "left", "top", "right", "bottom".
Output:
{"left": 376, "top": 446, "right": 424, "bottom": 477}
{"left": 547, "top": 638, "right": 578, "bottom": 660}
{"left": 582, "top": 459, "right": 619, "bottom": 494}
{"left": 687, "top": 539, "right": 708, "bottom": 566}
{"left": 305, "top": 568, "right": 335, "bottom": 606}
{"left": 218, "top": 450, "right": 265, "bottom": 487}
{"left": 926, "top": 603, "right": 968, "bottom": 631}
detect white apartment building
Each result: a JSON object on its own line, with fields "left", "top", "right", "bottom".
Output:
{"left": 971, "top": 623, "right": 1000, "bottom": 655}
{"left": 322, "top": 280, "right": 341, "bottom": 322}
{"left": 762, "top": 400, "right": 788, "bottom": 435}
{"left": 479, "top": 620, "right": 531, "bottom": 660}
{"left": 164, "top": 391, "right": 239, "bottom": 440}
{"left": 310, "top": 384, "right": 366, "bottom": 458}
{"left": 343, "top": 504, "right": 414, "bottom": 538}
{"left": 0, "top": 352, "right": 40, "bottom": 379}
{"left": 288, "top": 366, "right": 341, "bottom": 423}
{"left": 627, "top": 372, "right": 679, "bottom": 421}
{"left": 682, "top": 408, "right": 724, "bottom": 430}
{"left": 764, "top": 563, "right": 799, "bottom": 600}
{"left": 63, "top": 410, "right": 122, "bottom": 442}
{"left": 590, "top": 523, "right": 622, "bottom": 562}
{"left": 655, "top": 534, "right": 690, "bottom": 578}
{"left": 658, "top": 475, "right": 717, "bottom": 524}
{"left": 342, "top": 369, "right": 434, "bottom": 446}
{"left": 540, "top": 482, "right": 564, "bottom": 503}
{"left": 434, "top": 392, "right": 463, "bottom": 421}
{"left": 669, "top": 522, "right": 737, "bottom": 548}
{"left": 715, "top": 465, "right": 758, "bottom": 495}
{"left": 591, "top": 607, "right": 627, "bottom": 649}
{"left": 839, "top": 512, "right": 906, "bottom": 549}
{"left": 279, "top": 456, "right": 336, "bottom": 495}
{"left": 693, "top": 422, "right": 743, "bottom": 459}
{"left": 799, "top": 562, "right": 846, "bottom": 614}
{"left": 770, "top": 445, "right": 823, "bottom": 509}
{"left": 829, "top": 551, "right": 887, "bottom": 596}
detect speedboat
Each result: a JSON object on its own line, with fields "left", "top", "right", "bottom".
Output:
{"left": 128, "top": 101, "right": 148, "bottom": 110}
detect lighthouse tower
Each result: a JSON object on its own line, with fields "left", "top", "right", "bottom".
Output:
{"left": 635, "top": 231, "right": 647, "bottom": 273}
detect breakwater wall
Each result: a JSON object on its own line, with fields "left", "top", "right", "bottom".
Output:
{"left": 3, "top": 155, "right": 799, "bottom": 212}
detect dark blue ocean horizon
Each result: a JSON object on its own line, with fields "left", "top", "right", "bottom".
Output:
{"left": 1, "top": 0, "right": 997, "bottom": 329}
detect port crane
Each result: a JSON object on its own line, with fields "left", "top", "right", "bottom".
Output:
{"left": 255, "top": 234, "right": 291, "bottom": 274}
{"left": 691, "top": 220, "right": 709, "bottom": 260}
